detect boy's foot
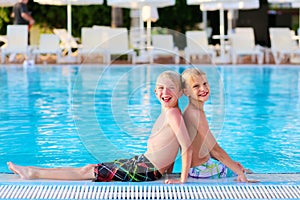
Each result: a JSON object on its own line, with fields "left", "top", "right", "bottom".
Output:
{"left": 7, "top": 162, "right": 31, "bottom": 179}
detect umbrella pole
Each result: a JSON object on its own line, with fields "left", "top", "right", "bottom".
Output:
{"left": 219, "top": 7, "right": 228, "bottom": 63}
{"left": 67, "top": 3, "right": 72, "bottom": 56}
{"left": 219, "top": 8, "right": 224, "bottom": 59}
{"left": 146, "top": 19, "right": 151, "bottom": 49}
{"left": 61, "top": 3, "right": 77, "bottom": 63}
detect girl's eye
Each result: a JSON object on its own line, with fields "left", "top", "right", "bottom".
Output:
{"left": 193, "top": 84, "right": 199, "bottom": 89}
{"left": 203, "top": 82, "right": 207, "bottom": 86}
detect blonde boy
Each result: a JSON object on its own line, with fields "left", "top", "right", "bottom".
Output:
{"left": 182, "top": 68, "right": 248, "bottom": 182}
{"left": 8, "top": 71, "right": 192, "bottom": 184}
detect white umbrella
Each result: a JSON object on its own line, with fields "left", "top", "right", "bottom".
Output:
{"left": 107, "top": 0, "right": 174, "bottom": 9}
{"left": 107, "top": 0, "right": 174, "bottom": 51}
{"left": 34, "top": 0, "right": 103, "bottom": 42}
{"left": 187, "top": 0, "right": 259, "bottom": 63}
{"left": 0, "top": 0, "right": 18, "bottom": 7}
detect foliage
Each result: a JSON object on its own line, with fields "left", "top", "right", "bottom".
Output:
{"left": 155, "top": 0, "right": 201, "bottom": 33}
{"left": 0, "top": 0, "right": 201, "bottom": 36}
{"left": 0, "top": 8, "right": 12, "bottom": 35}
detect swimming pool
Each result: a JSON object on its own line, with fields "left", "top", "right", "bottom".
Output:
{"left": 0, "top": 64, "right": 299, "bottom": 174}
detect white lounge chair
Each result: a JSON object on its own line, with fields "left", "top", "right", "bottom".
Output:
{"left": 105, "top": 28, "right": 136, "bottom": 64}
{"left": 1, "top": 25, "right": 29, "bottom": 63}
{"left": 149, "top": 34, "right": 179, "bottom": 64}
{"left": 53, "top": 28, "right": 80, "bottom": 56}
{"left": 78, "top": 27, "right": 108, "bottom": 63}
{"left": 184, "top": 30, "right": 216, "bottom": 63}
{"left": 33, "top": 34, "right": 61, "bottom": 63}
{"left": 229, "top": 27, "right": 264, "bottom": 64}
{"left": 269, "top": 27, "right": 300, "bottom": 64}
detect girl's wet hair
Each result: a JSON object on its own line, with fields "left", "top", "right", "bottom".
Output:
{"left": 156, "top": 70, "right": 183, "bottom": 90}
{"left": 181, "top": 68, "right": 206, "bottom": 88}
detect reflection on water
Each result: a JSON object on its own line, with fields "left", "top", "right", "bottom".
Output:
{"left": 0, "top": 65, "right": 299, "bottom": 173}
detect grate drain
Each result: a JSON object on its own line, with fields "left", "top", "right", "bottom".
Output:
{"left": 0, "top": 184, "right": 299, "bottom": 199}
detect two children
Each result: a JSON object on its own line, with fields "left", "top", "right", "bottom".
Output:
{"left": 7, "top": 70, "right": 192, "bottom": 183}
{"left": 8, "top": 69, "right": 250, "bottom": 183}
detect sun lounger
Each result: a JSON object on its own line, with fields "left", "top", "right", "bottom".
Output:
{"left": 53, "top": 28, "right": 81, "bottom": 56}
{"left": 269, "top": 27, "right": 300, "bottom": 64}
{"left": 78, "top": 27, "right": 108, "bottom": 63}
{"left": 33, "top": 34, "right": 61, "bottom": 63}
{"left": 229, "top": 27, "right": 264, "bottom": 64}
{"left": 149, "top": 34, "right": 179, "bottom": 64}
{"left": 184, "top": 30, "right": 216, "bottom": 63}
{"left": 1, "top": 25, "right": 29, "bottom": 63}
{"left": 105, "top": 28, "right": 136, "bottom": 64}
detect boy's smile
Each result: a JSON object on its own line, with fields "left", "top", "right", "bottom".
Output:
{"left": 155, "top": 78, "right": 182, "bottom": 109}
{"left": 162, "top": 95, "right": 172, "bottom": 102}
{"left": 185, "top": 74, "right": 210, "bottom": 103}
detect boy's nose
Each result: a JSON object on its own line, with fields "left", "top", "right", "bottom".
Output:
{"left": 163, "top": 87, "right": 170, "bottom": 94}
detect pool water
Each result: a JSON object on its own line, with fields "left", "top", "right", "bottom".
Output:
{"left": 0, "top": 64, "right": 299, "bottom": 174}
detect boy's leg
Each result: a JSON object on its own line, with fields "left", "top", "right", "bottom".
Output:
{"left": 7, "top": 162, "right": 96, "bottom": 180}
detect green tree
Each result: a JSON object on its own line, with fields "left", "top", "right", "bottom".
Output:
{"left": 0, "top": 7, "right": 12, "bottom": 35}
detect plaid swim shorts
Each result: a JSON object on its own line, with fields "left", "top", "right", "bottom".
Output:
{"left": 94, "top": 154, "right": 162, "bottom": 182}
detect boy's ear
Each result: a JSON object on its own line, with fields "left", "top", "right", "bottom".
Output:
{"left": 178, "top": 90, "right": 183, "bottom": 98}
{"left": 183, "top": 88, "right": 189, "bottom": 97}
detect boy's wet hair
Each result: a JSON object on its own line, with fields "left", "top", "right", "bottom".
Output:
{"left": 182, "top": 68, "right": 206, "bottom": 88}
{"left": 156, "top": 70, "right": 183, "bottom": 90}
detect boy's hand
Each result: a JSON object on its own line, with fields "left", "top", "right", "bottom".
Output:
{"left": 164, "top": 179, "right": 184, "bottom": 184}
{"left": 236, "top": 173, "right": 248, "bottom": 182}
{"left": 235, "top": 174, "right": 260, "bottom": 183}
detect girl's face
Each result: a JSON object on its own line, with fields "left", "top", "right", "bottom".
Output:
{"left": 184, "top": 74, "right": 210, "bottom": 103}
{"left": 155, "top": 77, "right": 182, "bottom": 109}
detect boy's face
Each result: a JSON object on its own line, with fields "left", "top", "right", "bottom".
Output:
{"left": 155, "top": 77, "right": 182, "bottom": 109}
{"left": 184, "top": 74, "right": 210, "bottom": 102}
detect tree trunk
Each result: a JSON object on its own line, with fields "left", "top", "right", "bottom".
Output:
{"left": 111, "top": 6, "right": 123, "bottom": 28}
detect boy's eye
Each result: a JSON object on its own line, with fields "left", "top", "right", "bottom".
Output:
{"left": 193, "top": 84, "right": 199, "bottom": 89}
{"left": 203, "top": 82, "right": 207, "bottom": 86}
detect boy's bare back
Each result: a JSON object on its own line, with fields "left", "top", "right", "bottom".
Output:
{"left": 183, "top": 104, "right": 212, "bottom": 167}
{"left": 145, "top": 107, "right": 189, "bottom": 173}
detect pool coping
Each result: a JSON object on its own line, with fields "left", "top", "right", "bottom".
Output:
{"left": 1, "top": 173, "right": 299, "bottom": 185}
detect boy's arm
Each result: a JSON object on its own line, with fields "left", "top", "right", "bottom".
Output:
{"left": 164, "top": 108, "right": 192, "bottom": 184}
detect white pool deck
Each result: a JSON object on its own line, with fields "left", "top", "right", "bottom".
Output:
{"left": 0, "top": 173, "right": 299, "bottom": 199}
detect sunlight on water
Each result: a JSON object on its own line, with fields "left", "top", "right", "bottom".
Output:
{"left": 0, "top": 65, "right": 299, "bottom": 174}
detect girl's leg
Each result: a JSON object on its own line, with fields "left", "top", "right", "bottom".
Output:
{"left": 7, "top": 162, "right": 96, "bottom": 180}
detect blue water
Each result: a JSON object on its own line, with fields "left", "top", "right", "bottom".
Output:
{"left": 0, "top": 64, "right": 299, "bottom": 174}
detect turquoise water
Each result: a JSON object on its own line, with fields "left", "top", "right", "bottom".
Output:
{"left": 0, "top": 64, "right": 299, "bottom": 174}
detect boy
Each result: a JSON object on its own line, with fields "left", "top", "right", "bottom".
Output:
{"left": 182, "top": 68, "right": 248, "bottom": 182}
{"left": 8, "top": 70, "right": 192, "bottom": 184}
